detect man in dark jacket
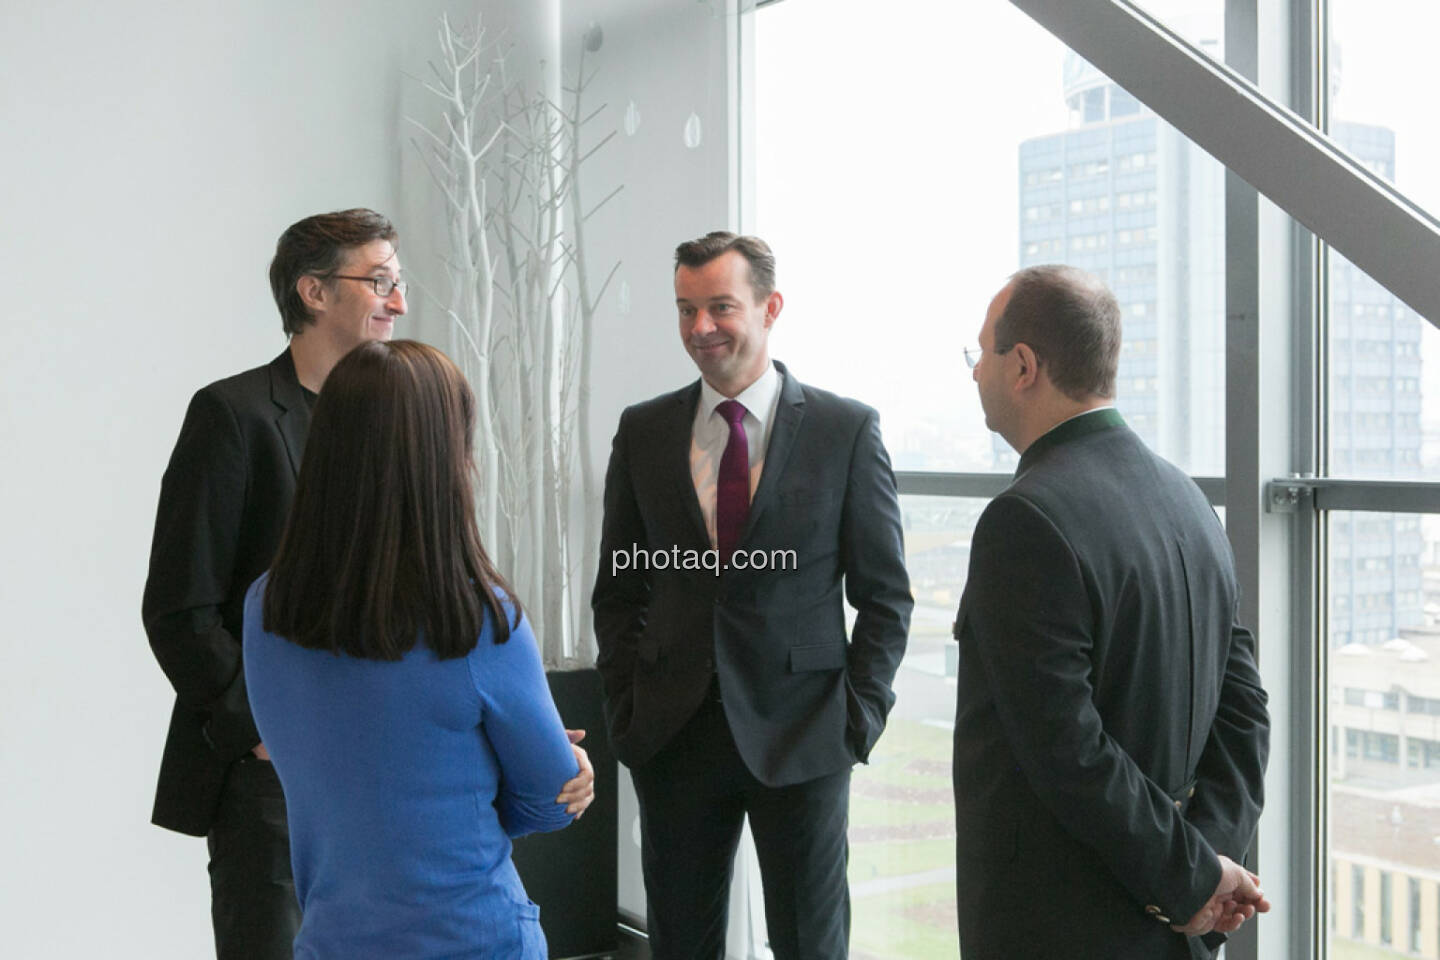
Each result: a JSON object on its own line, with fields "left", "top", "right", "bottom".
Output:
{"left": 593, "top": 232, "right": 912, "bottom": 959}
{"left": 952, "top": 264, "right": 1271, "bottom": 958}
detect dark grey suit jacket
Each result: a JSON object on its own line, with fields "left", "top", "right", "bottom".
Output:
{"left": 591, "top": 361, "right": 912, "bottom": 785}
{"left": 951, "top": 409, "right": 1269, "bottom": 959}
{"left": 143, "top": 350, "right": 310, "bottom": 836}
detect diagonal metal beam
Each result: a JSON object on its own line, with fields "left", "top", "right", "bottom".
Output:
{"left": 1010, "top": 0, "right": 1440, "bottom": 330}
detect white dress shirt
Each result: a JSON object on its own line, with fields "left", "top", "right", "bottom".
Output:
{"left": 690, "top": 363, "right": 783, "bottom": 550}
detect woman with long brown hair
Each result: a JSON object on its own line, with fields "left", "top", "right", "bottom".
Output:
{"left": 242, "top": 340, "right": 579, "bottom": 958}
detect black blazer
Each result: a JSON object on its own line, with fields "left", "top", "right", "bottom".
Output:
{"left": 143, "top": 350, "right": 310, "bottom": 836}
{"left": 951, "top": 409, "right": 1269, "bottom": 959}
{"left": 592, "top": 361, "right": 913, "bottom": 785}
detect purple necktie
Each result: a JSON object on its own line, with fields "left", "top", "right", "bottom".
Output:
{"left": 715, "top": 399, "right": 750, "bottom": 568}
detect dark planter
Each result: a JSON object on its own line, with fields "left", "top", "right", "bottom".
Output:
{"left": 512, "top": 667, "right": 620, "bottom": 959}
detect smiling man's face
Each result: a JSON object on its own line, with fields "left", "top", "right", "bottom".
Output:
{"left": 314, "top": 239, "right": 406, "bottom": 351}
{"left": 675, "top": 250, "right": 778, "bottom": 397}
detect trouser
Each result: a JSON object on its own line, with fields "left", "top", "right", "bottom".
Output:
{"left": 207, "top": 755, "right": 301, "bottom": 960}
{"left": 631, "top": 694, "right": 851, "bottom": 960}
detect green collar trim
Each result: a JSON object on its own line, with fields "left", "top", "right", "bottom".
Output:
{"left": 1016, "top": 407, "right": 1126, "bottom": 475}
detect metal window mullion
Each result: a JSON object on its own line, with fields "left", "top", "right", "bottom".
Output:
{"left": 1268, "top": 479, "right": 1440, "bottom": 514}
{"left": 1298, "top": 146, "right": 1325, "bottom": 960}
{"left": 897, "top": 472, "right": 1227, "bottom": 506}
{"left": 894, "top": 472, "right": 1013, "bottom": 500}
{"left": 1288, "top": 2, "right": 1323, "bottom": 956}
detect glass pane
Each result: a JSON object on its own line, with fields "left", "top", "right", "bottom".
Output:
{"left": 755, "top": 0, "right": 1225, "bottom": 477}
{"left": 1327, "top": 0, "right": 1440, "bottom": 481}
{"left": 1327, "top": 253, "right": 1427, "bottom": 481}
{"left": 1131, "top": 1, "right": 1224, "bottom": 59}
{"left": 1327, "top": 511, "right": 1440, "bottom": 959}
{"left": 848, "top": 494, "right": 985, "bottom": 959}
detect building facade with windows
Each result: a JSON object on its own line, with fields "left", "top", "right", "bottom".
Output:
{"left": 1015, "top": 55, "right": 1424, "bottom": 649}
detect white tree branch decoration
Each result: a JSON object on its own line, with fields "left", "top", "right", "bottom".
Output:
{"left": 407, "top": 13, "right": 620, "bottom": 667}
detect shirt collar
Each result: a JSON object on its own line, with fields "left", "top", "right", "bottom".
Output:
{"left": 699, "top": 362, "right": 781, "bottom": 427}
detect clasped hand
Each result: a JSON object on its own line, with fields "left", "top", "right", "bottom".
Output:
{"left": 557, "top": 729, "right": 595, "bottom": 819}
{"left": 1171, "top": 854, "right": 1271, "bottom": 937}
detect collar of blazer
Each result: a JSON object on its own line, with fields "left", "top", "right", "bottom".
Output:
{"left": 744, "top": 360, "right": 805, "bottom": 541}
{"left": 670, "top": 359, "right": 808, "bottom": 550}
{"left": 269, "top": 348, "right": 313, "bottom": 478}
{"left": 1015, "top": 406, "right": 1125, "bottom": 478}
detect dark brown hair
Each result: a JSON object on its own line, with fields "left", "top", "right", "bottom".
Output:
{"left": 996, "top": 264, "right": 1121, "bottom": 400}
{"left": 269, "top": 209, "right": 398, "bottom": 336}
{"left": 263, "top": 339, "right": 517, "bottom": 659}
{"left": 674, "top": 231, "right": 777, "bottom": 300}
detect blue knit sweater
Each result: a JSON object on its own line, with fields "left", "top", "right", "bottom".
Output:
{"left": 243, "top": 575, "right": 577, "bottom": 959}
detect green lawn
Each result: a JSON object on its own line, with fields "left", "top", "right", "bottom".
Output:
{"left": 848, "top": 716, "right": 959, "bottom": 957}
{"left": 851, "top": 836, "right": 956, "bottom": 883}
{"left": 851, "top": 883, "right": 961, "bottom": 960}
{"left": 850, "top": 793, "right": 952, "bottom": 830}
{"left": 1330, "top": 937, "right": 1414, "bottom": 960}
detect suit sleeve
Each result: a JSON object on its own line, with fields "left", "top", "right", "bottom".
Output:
{"left": 141, "top": 388, "right": 260, "bottom": 762}
{"left": 1185, "top": 616, "right": 1269, "bottom": 860}
{"left": 472, "top": 611, "right": 580, "bottom": 838}
{"left": 965, "top": 493, "right": 1221, "bottom": 922}
{"left": 590, "top": 408, "right": 648, "bottom": 742}
{"left": 840, "top": 409, "right": 913, "bottom": 762}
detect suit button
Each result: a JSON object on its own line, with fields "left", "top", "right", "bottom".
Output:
{"left": 1174, "top": 800, "right": 1183, "bottom": 809}
{"left": 1156, "top": 915, "right": 1171, "bottom": 925}
{"left": 1188, "top": 786, "right": 1196, "bottom": 798}
{"left": 1145, "top": 905, "right": 1161, "bottom": 915}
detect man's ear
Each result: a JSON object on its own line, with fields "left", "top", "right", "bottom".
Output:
{"left": 1011, "top": 342, "right": 1041, "bottom": 389}
{"left": 297, "top": 275, "right": 327, "bottom": 314}
{"left": 763, "top": 290, "right": 784, "bottom": 329}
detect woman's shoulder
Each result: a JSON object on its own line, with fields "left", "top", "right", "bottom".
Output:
{"left": 242, "top": 572, "right": 271, "bottom": 634}
{"left": 466, "top": 599, "right": 541, "bottom": 678}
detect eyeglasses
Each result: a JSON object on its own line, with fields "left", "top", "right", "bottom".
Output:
{"left": 963, "top": 344, "right": 1010, "bottom": 369}
{"left": 331, "top": 275, "right": 408, "bottom": 297}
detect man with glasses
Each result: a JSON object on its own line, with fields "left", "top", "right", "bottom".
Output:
{"left": 142, "top": 209, "right": 593, "bottom": 957}
{"left": 142, "top": 209, "right": 406, "bottom": 958}
{"left": 951, "top": 265, "right": 1271, "bottom": 958}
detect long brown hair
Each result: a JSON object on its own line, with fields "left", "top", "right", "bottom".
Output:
{"left": 263, "top": 339, "right": 518, "bottom": 659}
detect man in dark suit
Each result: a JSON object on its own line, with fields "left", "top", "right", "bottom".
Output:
{"left": 951, "top": 265, "right": 1271, "bottom": 958}
{"left": 592, "top": 232, "right": 912, "bottom": 959}
{"left": 144, "top": 209, "right": 595, "bottom": 958}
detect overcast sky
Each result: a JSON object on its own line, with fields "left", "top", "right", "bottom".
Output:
{"left": 754, "top": 0, "right": 1438, "bottom": 466}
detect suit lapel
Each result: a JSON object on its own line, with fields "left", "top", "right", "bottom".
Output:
{"left": 743, "top": 361, "right": 805, "bottom": 538}
{"left": 269, "top": 349, "right": 311, "bottom": 478}
{"left": 664, "top": 382, "right": 710, "bottom": 548}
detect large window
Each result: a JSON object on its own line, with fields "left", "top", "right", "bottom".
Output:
{"left": 847, "top": 496, "right": 985, "bottom": 958}
{"left": 1321, "top": 5, "right": 1440, "bottom": 958}
{"left": 755, "top": 0, "right": 1225, "bottom": 478}
{"left": 743, "top": 2, "right": 1440, "bottom": 958}
{"left": 754, "top": 2, "right": 1229, "bottom": 955}
{"left": 1325, "top": 517, "right": 1440, "bottom": 950}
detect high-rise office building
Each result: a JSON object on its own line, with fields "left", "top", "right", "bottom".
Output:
{"left": 1015, "top": 54, "right": 1424, "bottom": 647}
